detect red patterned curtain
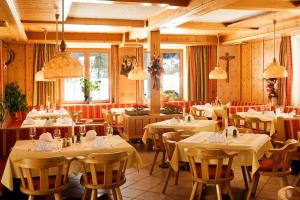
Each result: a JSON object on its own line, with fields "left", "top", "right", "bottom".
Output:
{"left": 279, "top": 36, "right": 293, "bottom": 105}
{"left": 33, "top": 44, "right": 59, "bottom": 106}
{"left": 187, "top": 46, "right": 217, "bottom": 102}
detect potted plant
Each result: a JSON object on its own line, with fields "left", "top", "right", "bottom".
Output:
{"left": 80, "top": 78, "right": 100, "bottom": 104}
{"left": 266, "top": 79, "right": 278, "bottom": 106}
{"left": 162, "top": 103, "right": 181, "bottom": 114}
{"left": 161, "top": 90, "right": 179, "bottom": 101}
{"left": 4, "top": 82, "right": 28, "bottom": 121}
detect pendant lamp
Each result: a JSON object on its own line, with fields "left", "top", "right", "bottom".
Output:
{"left": 44, "top": 0, "right": 84, "bottom": 79}
{"left": 209, "top": 34, "right": 227, "bottom": 79}
{"left": 128, "top": 46, "right": 147, "bottom": 80}
{"left": 35, "top": 30, "right": 56, "bottom": 82}
{"left": 263, "top": 20, "right": 287, "bottom": 79}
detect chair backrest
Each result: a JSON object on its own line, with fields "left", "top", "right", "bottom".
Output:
{"left": 151, "top": 128, "right": 175, "bottom": 150}
{"left": 245, "top": 117, "right": 269, "bottom": 133}
{"left": 187, "top": 148, "right": 237, "bottom": 182}
{"left": 269, "top": 139, "right": 298, "bottom": 173}
{"left": 14, "top": 157, "right": 71, "bottom": 195}
{"left": 79, "top": 152, "right": 128, "bottom": 189}
{"left": 162, "top": 132, "right": 182, "bottom": 160}
{"left": 102, "top": 109, "right": 114, "bottom": 126}
{"left": 230, "top": 114, "right": 244, "bottom": 127}
{"left": 190, "top": 107, "right": 207, "bottom": 120}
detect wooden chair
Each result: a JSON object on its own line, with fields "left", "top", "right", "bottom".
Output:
{"left": 102, "top": 110, "right": 124, "bottom": 135}
{"left": 246, "top": 139, "right": 298, "bottom": 200}
{"left": 187, "top": 148, "right": 237, "bottom": 200}
{"left": 245, "top": 117, "right": 270, "bottom": 134}
{"left": 149, "top": 128, "right": 176, "bottom": 175}
{"left": 230, "top": 114, "right": 245, "bottom": 127}
{"left": 14, "top": 156, "right": 72, "bottom": 200}
{"left": 78, "top": 152, "right": 128, "bottom": 200}
{"left": 161, "top": 131, "right": 189, "bottom": 193}
{"left": 190, "top": 107, "right": 208, "bottom": 120}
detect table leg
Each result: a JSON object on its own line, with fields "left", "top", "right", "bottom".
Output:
{"left": 241, "top": 166, "right": 249, "bottom": 190}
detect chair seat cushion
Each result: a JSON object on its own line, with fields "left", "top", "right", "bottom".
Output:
{"left": 80, "top": 170, "right": 123, "bottom": 185}
{"left": 258, "top": 159, "right": 284, "bottom": 172}
{"left": 196, "top": 164, "right": 234, "bottom": 179}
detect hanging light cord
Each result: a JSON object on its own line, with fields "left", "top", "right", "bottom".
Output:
{"left": 44, "top": 29, "right": 47, "bottom": 66}
{"left": 55, "top": 13, "right": 59, "bottom": 55}
{"left": 216, "top": 33, "right": 220, "bottom": 67}
{"left": 273, "top": 20, "right": 276, "bottom": 62}
{"left": 60, "top": 0, "right": 66, "bottom": 52}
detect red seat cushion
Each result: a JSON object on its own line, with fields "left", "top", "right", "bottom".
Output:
{"left": 196, "top": 164, "right": 234, "bottom": 179}
{"left": 80, "top": 171, "right": 122, "bottom": 185}
{"left": 258, "top": 159, "right": 284, "bottom": 172}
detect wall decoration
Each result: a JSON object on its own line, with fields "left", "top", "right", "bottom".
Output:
{"left": 120, "top": 55, "right": 137, "bottom": 77}
{"left": 148, "top": 55, "right": 164, "bottom": 90}
{"left": 220, "top": 52, "right": 235, "bottom": 82}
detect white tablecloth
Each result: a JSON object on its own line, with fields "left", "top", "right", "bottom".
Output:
{"left": 21, "top": 117, "right": 75, "bottom": 128}
{"left": 192, "top": 105, "right": 225, "bottom": 120}
{"left": 26, "top": 109, "right": 70, "bottom": 119}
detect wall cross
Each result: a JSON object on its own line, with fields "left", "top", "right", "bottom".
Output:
{"left": 220, "top": 52, "right": 235, "bottom": 82}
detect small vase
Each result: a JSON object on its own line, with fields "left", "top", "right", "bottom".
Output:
{"left": 85, "top": 97, "right": 92, "bottom": 104}
{"left": 270, "top": 96, "right": 278, "bottom": 106}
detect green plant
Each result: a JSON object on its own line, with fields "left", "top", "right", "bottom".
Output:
{"left": 80, "top": 78, "right": 100, "bottom": 102}
{"left": 4, "top": 82, "right": 28, "bottom": 113}
{"left": 162, "top": 90, "right": 179, "bottom": 100}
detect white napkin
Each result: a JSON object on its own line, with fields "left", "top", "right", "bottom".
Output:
{"left": 169, "top": 118, "right": 177, "bottom": 125}
{"left": 85, "top": 130, "right": 97, "bottom": 140}
{"left": 247, "top": 108, "right": 257, "bottom": 114}
{"left": 23, "top": 118, "right": 35, "bottom": 125}
{"left": 184, "top": 115, "right": 194, "bottom": 122}
{"left": 204, "top": 103, "right": 212, "bottom": 107}
{"left": 31, "top": 108, "right": 38, "bottom": 114}
{"left": 226, "top": 102, "right": 231, "bottom": 107}
{"left": 39, "top": 132, "right": 54, "bottom": 142}
{"left": 34, "top": 141, "right": 53, "bottom": 152}
{"left": 275, "top": 108, "right": 282, "bottom": 114}
{"left": 208, "top": 133, "right": 226, "bottom": 143}
{"left": 57, "top": 117, "right": 71, "bottom": 124}
{"left": 264, "top": 111, "right": 276, "bottom": 117}
{"left": 289, "top": 110, "right": 296, "bottom": 116}
{"left": 44, "top": 119, "right": 53, "bottom": 126}
{"left": 92, "top": 137, "right": 105, "bottom": 148}
{"left": 59, "top": 108, "right": 66, "bottom": 113}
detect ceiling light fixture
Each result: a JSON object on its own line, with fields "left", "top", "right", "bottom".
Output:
{"left": 166, "top": 5, "right": 178, "bottom": 10}
{"left": 159, "top": 3, "right": 169, "bottom": 7}
{"left": 44, "top": 0, "right": 84, "bottom": 79}
{"left": 263, "top": 20, "right": 287, "bottom": 79}
{"left": 141, "top": 3, "right": 152, "bottom": 6}
{"left": 209, "top": 34, "right": 227, "bottom": 80}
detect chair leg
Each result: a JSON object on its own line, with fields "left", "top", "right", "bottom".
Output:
{"left": 162, "top": 168, "right": 172, "bottom": 193}
{"left": 216, "top": 184, "right": 223, "bottom": 200}
{"left": 54, "top": 193, "right": 62, "bottom": 200}
{"left": 197, "top": 183, "right": 204, "bottom": 200}
{"left": 112, "top": 188, "right": 117, "bottom": 200}
{"left": 115, "top": 187, "right": 123, "bottom": 200}
{"left": 280, "top": 176, "right": 289, "bottom": 188}
{"left": 28, "top": 195, "right": 34, "bottom": 200}
{"left": 91, "top": 189, "right": 97, "bottom": 200}
{"left": 82, "top": 189, "right": 91, "bottom": 200}
{"left": 295, "top": 173, "right": 300, "bottom": 186}
{"left": 189, "top": 182, "right": 198, "bottom": 200}
{"left": 246, "top": 166, "right": 252, "bottom": 182}
{"left": 149, "top": 151, "right": 159, "bottom": 175}
{"left": 225, "top": 183, "right": 234, "bottom": 200}
{"left": 161, "top": 151, "right": 166, "bottom": 165}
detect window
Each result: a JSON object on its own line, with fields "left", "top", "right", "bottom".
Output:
{"left": 144, "top": 50, "right": 182, "bottom": 99}
{"left": 62, "top": 50, "right": 110, "bottom": 103}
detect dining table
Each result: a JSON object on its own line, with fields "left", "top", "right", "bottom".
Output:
{"left": 21, "top": 117, "right": 75, "bottom": 128}
{"left": 142, "top": 119, "right": 219, "bottom": 144}
{"left": 1, "top": 135, "right": 143, "bottom": 191}
{"left": 236, "top": 111, "right": 294, "bottom": 135}
{"left": 26, "top": 108, "right": 70, "bottom": 119}
{"left": 169, "top": 131, "right": 273, "bottom": 188}
{"left": 192, "top": 105, "right": 226, "bottom": 120}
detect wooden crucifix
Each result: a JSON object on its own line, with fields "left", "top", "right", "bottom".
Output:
{"left": 220, "top": 52, "right": 235, "bottom": 82}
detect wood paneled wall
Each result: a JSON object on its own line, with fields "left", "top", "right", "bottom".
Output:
{"left": 217, "top": 38, "right": 281, "bottom": 104}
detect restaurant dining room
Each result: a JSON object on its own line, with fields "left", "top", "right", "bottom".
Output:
{"left": 1, "top": 0, "right": 300, "bottom": 200}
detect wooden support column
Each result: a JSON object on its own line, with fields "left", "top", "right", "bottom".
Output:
{"left": 136, "top": 46, "right": 144, "bottom": 104}
{"left": 111, "top": 45, "right": 119, "bottom": 103}
{"left": 149, "top": 30, "right": 160, "bottom": 114}
{"left": 0, "top": 41, "right": 3, "bottom": 101}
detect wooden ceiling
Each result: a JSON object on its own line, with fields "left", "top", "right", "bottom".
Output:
{"left": 1, "top": 0, "right": 300, "bottom": 45}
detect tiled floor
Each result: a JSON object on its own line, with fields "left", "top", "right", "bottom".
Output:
{"left": 1, "top": 142, "right": 299, "bottom": 200}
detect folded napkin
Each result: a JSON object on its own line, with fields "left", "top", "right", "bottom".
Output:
{"left": 169, "top": 118, "right": 178, "bottom": 125}
{"left": 39, "top": 132, "right": 54, "bottom": 142}
{"left": 208, "top": 133, "right": 226, "bottom": 143}
{"left": 204, "top": 103, "right": 212, "bottom": 107}
{"left": 86, "top": 130, "right": 97, "bottom": 140}
{"left": 44, "top": 119, "right": 53, "bottom": 126}
{"left": 275, "top": 108, "right": 282, "bottom": 114}
{"left": 264, "top": 111, "right": 276, "bottom": 117}
{"left": 289, "top": 110, "right": 296, "bottom": 116}
{"left": 184, "top": 115, "right": 194, "bottom": 122}
{"left": 59, "top": 108, "right": 66, "bottom": 113}
{"left": 57, "top": 117, "right": 71, "bottom": 124}
{"left": 23, "top": 118, "right": 35, "bottom": 125}
{"left": 92, "top": 137, "right": 105, "bottom": 148}
{"left": 31, "top": 108, "right": 38, "bottom": 114}
{"left": 247, "top": 108, "right": 257, "bottom": 114}
{"left": 226, "top": 102, "right": 231, "bottom": 107}
{"left": 34, "top": 141, "right": 53, "bottom": 152}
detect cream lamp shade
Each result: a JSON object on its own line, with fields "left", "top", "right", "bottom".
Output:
{"left": 44, "top": 51, "right": 85, "bottom": 79}
{"left": 209, "top": 66, "right": 227, "bottom": 79}
{"left": 35, "top": 68, "right": 56, "bottom": 82}
{"left": 263, "top": 59, "right": 287, "bottom": 79}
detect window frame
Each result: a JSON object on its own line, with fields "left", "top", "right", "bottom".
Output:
{"left": 60, "top": 48, "right": 111, "bottom": 104}
{"left": 143, "top": 49, "right": 183, "bottom": 100}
